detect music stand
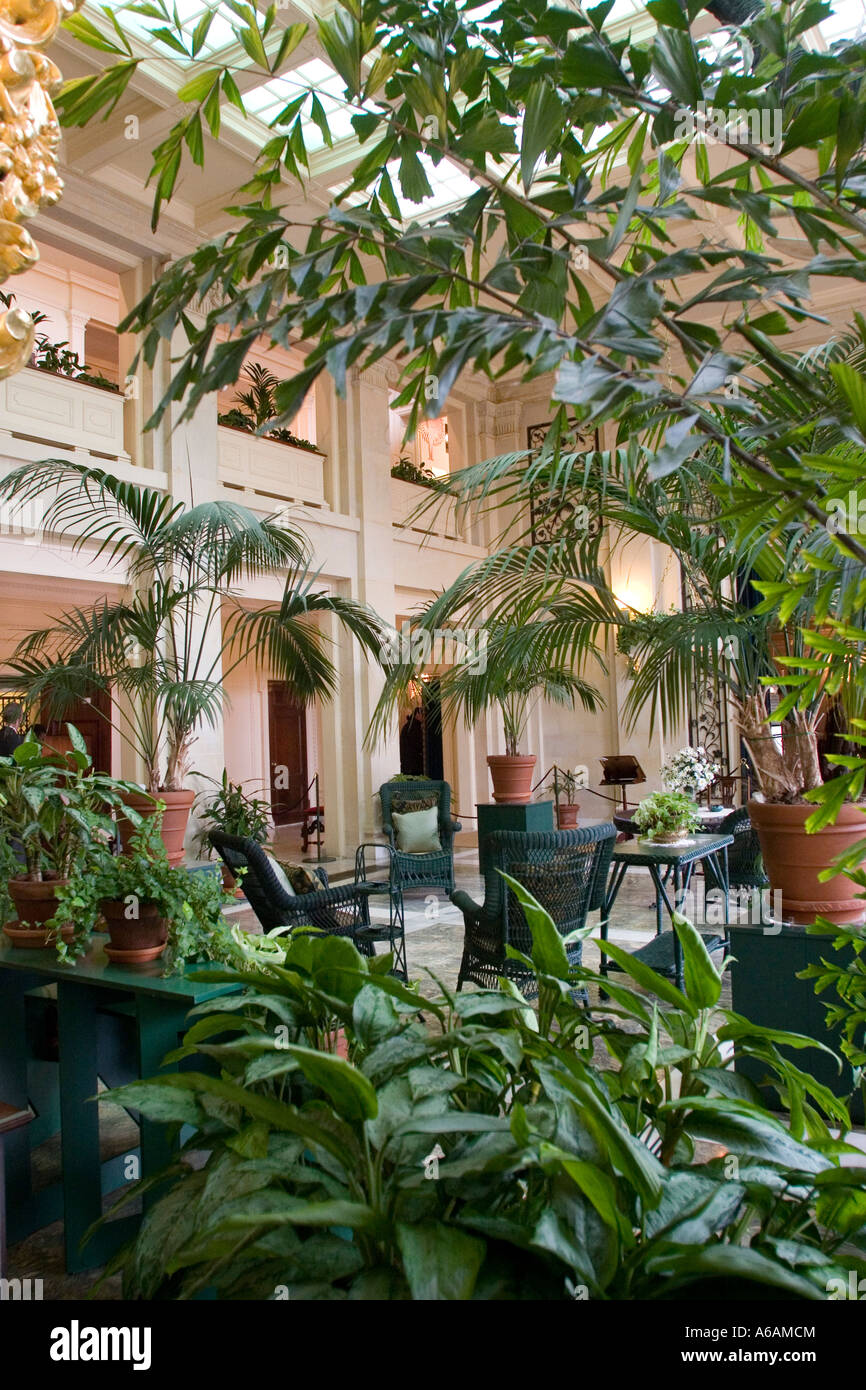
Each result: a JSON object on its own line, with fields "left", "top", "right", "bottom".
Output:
{"left": 600, "top": 755, "right": 646, "bottom": 813}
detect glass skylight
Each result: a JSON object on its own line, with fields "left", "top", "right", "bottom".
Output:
{"left": 244, "top": 59, "right": 359, "bottom": 149}
{"left": 104, "top": 0, "right": 237, "bottom": 59}
{"left": 818, "top": 0, "right": 866, "bottom": 41}
{"left": 332, "top": 153, "right": 479, "bottom": 221}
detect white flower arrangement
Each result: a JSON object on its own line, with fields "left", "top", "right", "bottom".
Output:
{"left": 662, "top": 745, "right": 720, "bottom": 795}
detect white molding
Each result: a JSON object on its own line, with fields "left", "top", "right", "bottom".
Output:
{"left": 0, "top": 368, "right": 131, "bottom": 464}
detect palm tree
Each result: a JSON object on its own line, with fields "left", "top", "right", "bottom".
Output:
{"left": 379, "top": 332, "right": 866, "bottom": 801}
{"left": 0, "top": 461, "right": 384, "bottom": 792}
{"left": 371, "top": 602, "right": 607, "bottom": 757}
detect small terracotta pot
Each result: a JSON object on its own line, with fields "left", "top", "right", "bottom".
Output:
{"left": 118, "top": 788, "right": 195, "bottom": 867}
{"left": 749, "top": 799, "right": 866, "bottom": 925}
{"left": 221, "top": 865, "right": 245, "bottom": 900}
{"left": 487, "top": 754, "right": 536, "bottom": 804}
{"left": 99, "top": 897, "right": 168, "bottom": 964}
{"left": 556, "top": 803, "right": 580, "bottom": 829}
{"left": 4, "top": 876, "right": 74, "bottom": 948}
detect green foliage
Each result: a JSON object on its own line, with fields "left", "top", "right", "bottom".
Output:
{"left": 0, "top": 463, "right": 384, "bottom": 792}
{"left": 632, "top": 791, "right": 702, "bottom": 839}
{"left": 0, "top": 726, "right": 141, "bottom": 881}
{"left": 50, "top": 813, "right": 241, "bottom": 971}
{"left": 92, "top": 892, "right": 866, "bottom": 1301}
{"left": 390, "top": 456, "right": 439, "bottom": 488}
{"left": 193, "top": 770, "right": 271, "bottom": 856}
{"left": 218, "top": 363, "right": 318, "bottom": 451}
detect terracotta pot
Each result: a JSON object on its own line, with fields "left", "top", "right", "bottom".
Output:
{"left": 221, "top": 864, "right": 245, "bottom": 900}
{"left": 487, "top": 754, "right": 536, "bottom": 804}
{"left": 556, "top": 803, "right": 580, "bottom": 829}
{"left": 4, "top": 876, "right": 75, "bottom": 948}
{"left": 118, "top": 788, "right": 195, "bottom": 867}
{"left": 749, "top": 799, "right": 866, "bottom": 925}
{"left": 100, "top": 897, "right": 168, "bottom": 964}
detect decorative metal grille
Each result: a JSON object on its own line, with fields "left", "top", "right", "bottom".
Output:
{"left": 526, "top": 422, "right": 601, "bottom": 545}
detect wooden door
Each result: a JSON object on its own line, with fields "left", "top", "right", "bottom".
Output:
{"left": 267, "top": 682, "right": 308, "bottom": 825}
{"left": 39, "top": 689, "right": 112, "bottom": 773}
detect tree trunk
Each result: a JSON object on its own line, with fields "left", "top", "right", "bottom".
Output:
{"left": 734, "top": 692, "right": 821, "bottom": 801}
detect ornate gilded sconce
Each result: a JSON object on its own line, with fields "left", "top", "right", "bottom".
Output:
{"left": 0, "top": 0, "right": 82, "bottom": 377}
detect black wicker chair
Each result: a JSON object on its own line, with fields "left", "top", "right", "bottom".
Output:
{"left": 452, "top": 823, "right": 617, "bottom": 995}
{"left": 379, "top": 779, "right": 462, "bottom": 895}
{"left": 209, "top": 832, "right": 378, "bottom": 956}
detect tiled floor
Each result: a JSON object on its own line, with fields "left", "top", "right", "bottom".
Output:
{"left": 0, "top": 847, "right": 823, "bottom": 1298}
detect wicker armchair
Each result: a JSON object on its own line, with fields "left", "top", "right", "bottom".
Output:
{"left": 452, "top": 823, "right": 617, "bottom": 995}
{"left": 719, "top": 807, "right": 768, "bottom": 890}
{"left": 379, "top": 779, "right": 462, "bottom": 894}
{"left": 209, "top": 832, "right": 377, "bottom": 955}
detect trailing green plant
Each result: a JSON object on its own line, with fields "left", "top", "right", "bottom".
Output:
{"left": 89, "top": 888, "right": 866, "bottom": 1301}
{"left": 0, "top": 725, "right": 141, "bottom": 881}
{"left": 50, "top": 814, "right": 241, "bottom": 970}
{"left": 193, "top": 770, "right": 271, "bottom": 857}
{"left": 632, "top": 792, "right": 701, "bottom": 841}
{"left": 0, "top": 464, "right": 385, "bottom": 792}
{"left": 218, "top": 363, "right": 318, "bottom": 451}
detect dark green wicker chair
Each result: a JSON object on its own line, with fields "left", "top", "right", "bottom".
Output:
{"left": 452, "top": 823, "right": 617, "bottom": 995}
{"left": 209, "top": 832, "right": 377, "bottom": 955}
{"left": 379, "top": 779, "right": 462, "bottom": 895}
{"left": 720, "top": 806, "right": 768, "bottom": 890}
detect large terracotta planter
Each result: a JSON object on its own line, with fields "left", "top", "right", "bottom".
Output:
{"left": 487, "top": 754, "right": 536, "bottom": 804}
{"left": 118, "top": 788, "right": 194, "bottom": 867}
{"left": 748, "top": 799, "right": 866, "bottom": 925}
{"left": 4, "top": 876, "right": 74, "bottom": 949}
{"left": 100, "top": 897, "right": 168, "bottom": 964}
{"left": 556, "top": 803, "right": 580, "bottom": 829}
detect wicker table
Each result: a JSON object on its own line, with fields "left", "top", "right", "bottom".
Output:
{"left": 600, "top": 832, "right": 733, "bottom": 988}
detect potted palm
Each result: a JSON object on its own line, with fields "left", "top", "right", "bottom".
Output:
{"left": 373, "top": 615, "right": 603, "bottom": 806}
{"left": 193, "top": 771, "right": 271, "bottom": 894}
{"left": 0, "top": 726, "right": 142, "bottom": 948}
{"left": 545, "top": 767, "right": 581, "bottom": 828}
{"left": 0, "top": 463, "right": 384, "bottom": 865}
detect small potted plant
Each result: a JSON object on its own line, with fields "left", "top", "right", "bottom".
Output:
{"left": 0, "top": 727, "right": 141, "bottom": 949}
{"left": 632, "top": 791, "right": 701, "bottom": 844}
{"left": 50, "top": 815, "right": 239, "bottom": 970}
{"left": 545, "top": 767, "right": 581, "bottom": 828}
{"left": 193, "top": 771, "right": 271, "bottom": 894}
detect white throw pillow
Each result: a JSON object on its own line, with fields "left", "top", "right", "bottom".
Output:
{"left": 263, "top": 853, "right": 296, "bottom": 896}
{"left": 392, "top": 805, "right": 442, "bottom": 854}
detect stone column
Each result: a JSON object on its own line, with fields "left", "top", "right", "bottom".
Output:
{"left": 118, "top": 258, "right": 168, "bottom": 472}
{"left": 66, "top": 309, "right": 89, "bottom": 362}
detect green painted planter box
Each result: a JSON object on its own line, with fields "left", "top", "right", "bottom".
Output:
{"left": 728, "top": 922, "right": 862, "bottom": 1123}
{"left": 476, "top": 800, "right": 555, "bottom": 876}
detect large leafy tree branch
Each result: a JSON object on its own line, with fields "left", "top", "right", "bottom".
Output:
{"left": 60, "top": 0, "right": 866, "bottom": 563}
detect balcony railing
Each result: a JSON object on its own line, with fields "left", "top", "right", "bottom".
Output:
{"left": 0, "top": 366, "right": 129, "bottom": 463}
{"left": 217, "top": 426, "right": 326, "bottom": 509}
{"left": 391, "top": 475, "right": 462, "bottom": 541}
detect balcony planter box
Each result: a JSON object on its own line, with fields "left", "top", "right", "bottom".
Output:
{"left": 728, "top": 921, "right": 863, "bottom": 1123}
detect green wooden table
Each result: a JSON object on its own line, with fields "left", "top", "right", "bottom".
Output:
{"left": 0, "top": 935, "right": 239, "bottom": 1272}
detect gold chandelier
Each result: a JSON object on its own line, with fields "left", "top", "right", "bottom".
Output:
{"left": 0, "top": 0, "right": 82, "bottom": 378}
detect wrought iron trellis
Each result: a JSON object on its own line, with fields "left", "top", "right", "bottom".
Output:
{"left": 680, "top": 564, "right": 732, "bottom": 784}
{"left": 526, "top": 422, "right": 602, "bottom": 545}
